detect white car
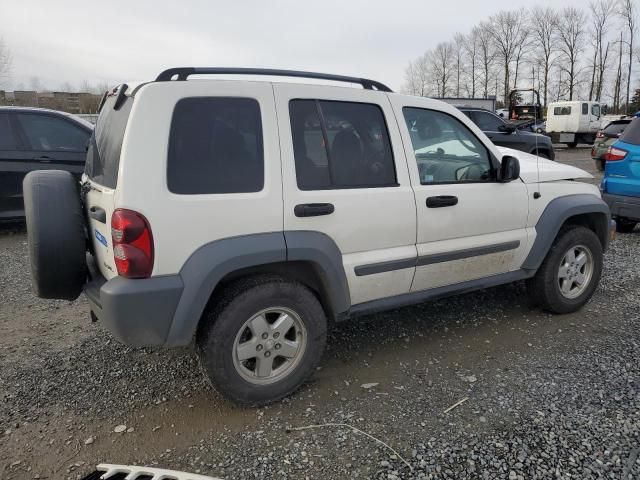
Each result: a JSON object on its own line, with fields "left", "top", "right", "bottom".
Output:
{"left": 23, "top": 67, "right": 613, "bottom": 406}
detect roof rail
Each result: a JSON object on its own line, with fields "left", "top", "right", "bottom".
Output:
{"left": 155, "top": 67, "right": 393, "bottom": 92}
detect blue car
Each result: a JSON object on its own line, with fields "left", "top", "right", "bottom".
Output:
{"left": 601, "top": 117, "right": 640, "bottom": 233}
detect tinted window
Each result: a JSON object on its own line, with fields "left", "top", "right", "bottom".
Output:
{"left": 85, "top": 95, "right": 133, "bottom": 189}
{"left": 403, "top": 107, "right": 493, "bottom": 184}
{"left": 290, "top": 100, "right": 396, "bottom": 190}
{"left": 603, "top": 121, "right": 630, "bottom": 135}
{"left": 582, "top": 103, "right": 589, "bottom": 115}
{"left": 554, "top": 106, "right": 572, "bottom": 115}
{"left": 619, "top": 117, "right": 640, "bottom": 145}
{"left": 168, "top": 97, "right": 263, "bottom": 194}
{"left": 17, "top": 114, "right": 89, "bottom": 152}
{"left": 470, "top": 111, "right": 503, "bottom": 131}
{"left": 0, "top": 113, "right": 19, "bottom": 150}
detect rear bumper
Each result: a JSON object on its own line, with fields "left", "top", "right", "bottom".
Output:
{"left": 85, "top": 256, "right": 184, "bottom": 346}
{"left": 603, "top": 192, "right": 640, "bottom": 221}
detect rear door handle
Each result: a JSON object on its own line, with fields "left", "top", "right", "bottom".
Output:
{"left": 88, "top": 206, "right": 106, "bottom": 223}
{"left": 294, "top": 203, "right": 335, "bottom": 217}
{"left": 426, "top": 195, "right": 458, "bottom": 208}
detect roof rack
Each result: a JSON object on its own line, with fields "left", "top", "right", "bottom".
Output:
{"left": 155, "top": 67, "right": 393, "bottom": 92}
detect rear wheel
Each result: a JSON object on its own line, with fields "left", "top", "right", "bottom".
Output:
{"left": 616, "top": 218, "right": 637, "bottom": 233}
{"left": 23, "top": 170, "right": 87, "bottom": 300}
{"left": 526, "top": 226, "right": 603, "bottom": 314}
{"left": 196, "top": 276, "right": 327, "bottom": 406}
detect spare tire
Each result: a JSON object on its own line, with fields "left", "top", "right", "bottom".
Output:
{"left": 23, "top": 170, "right": 87, "bottom": 300}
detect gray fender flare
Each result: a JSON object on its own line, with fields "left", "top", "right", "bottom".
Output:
{"left": 164, "top": 231, "right": 350, "bottom": 346}
{"left": 522, "top": 194, "right": 611, "bottom": 271}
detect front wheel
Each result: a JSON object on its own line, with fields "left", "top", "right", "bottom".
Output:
{"left": 197, "top": 277, "right": 327, "bottom": 406}
{"left": 526, "top": 226, "right": 603, "bottom": 314}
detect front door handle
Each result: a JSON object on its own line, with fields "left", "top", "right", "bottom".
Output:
{"left": 294, "top": 203, "right": 335, "bottom": 217}
{"left": 34, "top": 156, "right": 52, "bottom": 163}
{"left": 88, "top": 206, "right": 106, "bottom": 224}
{"left": 426, "top": 195, "right": 458, "bottom": 208}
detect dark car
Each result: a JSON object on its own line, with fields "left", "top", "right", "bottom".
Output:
{"left": 458, "top": 107, "right": 555, "bottom": 160}
{"left": 0, "top": 107, "right": 93, "bottom": 219}
{"left": 591, "top": 119, "right": 632, "bottom": 171}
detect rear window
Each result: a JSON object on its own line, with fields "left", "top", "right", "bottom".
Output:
{"left": 619, "top": 117, "right": 640, "bottom": 145}
{"left": 603, "top": 121, "right": 631, "bottom": 135}
{"left": 167, "top": 97, "right": 264, "bottom": 194}
{"left": 84, "top": 95, "right": 133, "bottom": 189}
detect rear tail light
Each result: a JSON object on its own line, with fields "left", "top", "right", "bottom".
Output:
{"left": 596, "top": 130, "right": 605, "bottom": 139}
{"left": 603, "top": 147, "right": 628, "bottom": 162}
{"left": 111, "top": 209, "right": 154, "bottom": 278}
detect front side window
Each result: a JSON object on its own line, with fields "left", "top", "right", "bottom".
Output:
{"left": 592, "top": 104, "right": 601, "bottom": 117}
{"left": 0, "top": 113, "right": 19, "bottom": 150}
{"left": 289, "top": 99, "right": 396, "bottom": 190}
{"left": 470, "top": 111, "right": 504, "bottom": 132}
{"left": 17, "top": 114, "right": 89, "bottom": 152}
{"left": 168, "top": 97, "right": 264, "bottom": 194}
{"left": 403, "top": 107, "right": 493, "bottom": 184}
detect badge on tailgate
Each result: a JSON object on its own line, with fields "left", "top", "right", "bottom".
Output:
{"left": 95, "top": 229, "right": 108, "bottom": 247}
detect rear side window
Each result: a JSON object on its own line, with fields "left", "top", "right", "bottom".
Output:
{"left": 85, "top": 95, "right": 133, "bottom": 189}
{"left": 17, "top": 114, "right": 89, "bottom": 152}
{"left": 619, "top": 117, "right": 640, "bottom": 145}
{"left": 470, "top": 111, "right": 503, "bottom": 131}
{"left": 582, "top": 103, "right": 589, "bottom": 115}
{"left": 553, "top": 106, "right": 571, "bottom": 115}
{"left": 0, "top": 113, "right": 19, "bottom": 150}
{"left": 289, "top": 99, "right": 396, "bottom": 190}
{"left": 168, "top": 97, "right": 263, "bottom": 194}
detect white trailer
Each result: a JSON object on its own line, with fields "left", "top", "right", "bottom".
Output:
{"left": 546, "top": 101, "right": 602, "bottom": 147}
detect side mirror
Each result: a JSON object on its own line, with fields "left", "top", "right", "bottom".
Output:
{"left": 499, "top": 123, "right": 517, "bottom": 133}
{"left": 499, "top": 155, "right": 520, "bottom": 182}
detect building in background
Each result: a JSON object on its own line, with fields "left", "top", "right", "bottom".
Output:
{"left": 0, "top": 90, "right": 102, "bottom": 114}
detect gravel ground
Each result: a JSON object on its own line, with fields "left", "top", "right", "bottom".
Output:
{"left": 0, "top": 147, "right": 639, "bottom": 479}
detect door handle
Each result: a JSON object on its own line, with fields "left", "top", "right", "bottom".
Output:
{"left": 88, "top": 206, "right": 106, "bottom": 224}
{"left": 294, "top": 203, "right": 335, "bottom": 217}
{"left": 426, "top": 195, "right": 458, "bottom": 208}
{"left": 34, "top": 156, "right": 52, "bottom": 163}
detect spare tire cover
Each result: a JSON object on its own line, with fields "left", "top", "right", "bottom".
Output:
{"left": 23, "top": 170, "right": 87, "bottom": 300}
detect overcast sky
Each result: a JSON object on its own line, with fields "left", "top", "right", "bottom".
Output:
{"left": 1, "top": 0, "right": 587, "bottom": 92}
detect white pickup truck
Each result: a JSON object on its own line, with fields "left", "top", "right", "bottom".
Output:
{"left": 546, "top": 101, "right": 602, "bottom": 147}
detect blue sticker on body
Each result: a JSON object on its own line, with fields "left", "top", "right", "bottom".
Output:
{"left": 95, "top": 229, "right": 108, "bottom": 247}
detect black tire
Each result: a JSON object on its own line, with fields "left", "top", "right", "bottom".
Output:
{"left": 616, "top": 218, "right": 637, "bottom": 233}
{"left": 526, "top": 226, "right": 603, "bottom": 314}
{"left": 534, "top": 150, "right": 550, "bottom": 159}
{"left": 23, "top": 170, "right": 86, "bottom": 300}
{"left": 567, "top": 142, "right": 578, "bottom": 149}
{"left": 196, "top": 276, "right": 327, "bottom": 406}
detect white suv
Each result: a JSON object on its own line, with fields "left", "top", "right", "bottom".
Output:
{"left": 23, "top": 68, "right": 613, "bottom": 405}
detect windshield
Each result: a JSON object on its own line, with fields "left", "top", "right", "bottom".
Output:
{"left": 84, "top": 94, "right": 133, "bottom": 188}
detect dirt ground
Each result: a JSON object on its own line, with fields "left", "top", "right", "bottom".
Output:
{"left": 1, "top": 147, "right": 639, "bottom": 480}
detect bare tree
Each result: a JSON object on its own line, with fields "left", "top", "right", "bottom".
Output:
{"left": 619, "top": 0, "right": 637, "bottom": 113}
{"left": 0, "top": 37, "right": 12, "bottom": 88}
{"left": 462, "top": 29, "right": 479, "bottom": 97}
{"left": 428, "top": 42, "right": 455, "bottom": 97}
{"left": 557, "top": 7, "right": 587, "bottom": 100}
{"left": 475, "top": 22, "right": 495, "bottom": 98}
{"left": 588, "top": 0, "right": 615, "bottom": 101}
{"left": 488, "top": 9, "right": 528, "bottom": 105}
{"left": 452, "top": 33, "right": 466, "bottom": 97}
{"left": 530, "top": 6, "right": 559, "bottom": 106}
{"left": 401, "top": 55, "right": 430, "bottom": 96}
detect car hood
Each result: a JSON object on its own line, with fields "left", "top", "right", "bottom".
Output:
{"left": 497, "top": 147, "right": 593, "bottom": 183}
